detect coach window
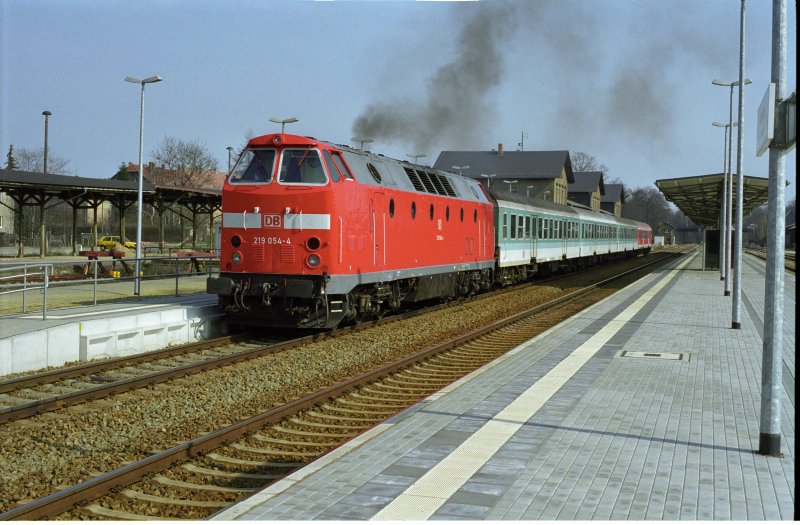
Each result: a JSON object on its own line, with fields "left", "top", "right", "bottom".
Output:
{"left": 411, "top": 202, "right": 416, "bottom": 219}
{"left": 228, "top": 149, "right": 275, "bottom": 184}
{"left": 510, "top": 214, "right": 516, "bottom": 239}
{"left": 525, "top": 216, "right": 531, "bottom": 238}
{"left": 502, "top": 214, "right": 508, "bottom": 239}
{"left": 322, "top": 151, "right": 341, "bottom": 182}
{"left": 279, "top": 149, "right": 326, "bottom": 184}
{"left": 389, "top": 198, "right": 395, "bottom": 218}
{"left": 517, "top": 215, "right": 524, "bottom": 239}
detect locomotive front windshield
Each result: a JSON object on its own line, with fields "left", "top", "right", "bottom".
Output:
{"left": 278, "top": 149, "right": 327, "bottom": 185}
{"left": 228, "top": 149, "right": 275, "bottom": 184}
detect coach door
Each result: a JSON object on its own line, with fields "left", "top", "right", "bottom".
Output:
{"left": 371, "top": 193, "right": 386, "bottom": 268}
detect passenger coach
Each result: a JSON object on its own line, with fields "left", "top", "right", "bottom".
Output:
{"left": 487, "top": 188, "right": 651, "bottom": 285}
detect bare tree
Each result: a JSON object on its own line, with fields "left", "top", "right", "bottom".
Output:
{"left": 570, "top": 151, "right": 609, "bottom": 173}
{"left": 622, "top": 186, "right": 672, "bottom": 230}
{"left": 13, "top": 147, "right": 71, "bottom": 174}
{"left": 149, "top": 137, "right": 219, "bottom": 188}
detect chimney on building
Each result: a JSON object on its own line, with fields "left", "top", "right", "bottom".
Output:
{"left": 498, "top": 143, "right": 504, "bottom": 156}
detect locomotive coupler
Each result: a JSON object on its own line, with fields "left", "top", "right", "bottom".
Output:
{"left": 320, "top": 272, "right": 330, "bottom": 296}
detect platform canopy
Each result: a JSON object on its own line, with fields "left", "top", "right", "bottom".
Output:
{"left": 654, "top": 173, "right": 770, "bottom": 228}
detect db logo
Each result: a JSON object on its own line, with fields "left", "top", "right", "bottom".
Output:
{"left": 263, "top": 214, "right": 282, "bottom": 228}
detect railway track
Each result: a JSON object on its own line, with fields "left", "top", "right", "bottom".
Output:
{"left": 0, "top": 248, "right": 686, "bottom": 520}
{"left": 0, "top": 333, "right": 311, "bottom": 424}
{"left": 744, "top": 248, "right": 795, "bottom": 272}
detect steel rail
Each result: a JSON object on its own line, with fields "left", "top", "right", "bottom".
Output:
{"left": 0, "top": 249, "right": 684, "bottom": 521}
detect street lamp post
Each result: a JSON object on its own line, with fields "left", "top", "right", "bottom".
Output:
{"left": 730, "top": 1, "right": 749, "bottom": 330}
{"left": 712, "top": 119, "right": 738, "bottom": 284}
{"left": 451, "top": 165, "right": 470, "bottom": 176}
{"left": 42, "top": 111, "right": 51, "bottom": 176}
{"left": 503, "top": 179, "right": 518, "bottom": 193}
{"left": 41, "top": 111, "right": 51, "bottom": 258}
{"left": 480, "top": 173, "right": 496, "bottom": 188}
{"left": 526, "top": 185, "right": 535, "bottom": 197}
{"left": 713, "top": 77, "right": 752, "bottom": 296}
{"left": 269, "top": 117, "right": 298, "bottom": 133}
{"left": 125, "top": 75, "right": 163, "bottom": 296}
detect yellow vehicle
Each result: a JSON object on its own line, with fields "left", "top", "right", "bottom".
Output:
{"left": 97, "top": 235, "right": 135, "bottom": 250}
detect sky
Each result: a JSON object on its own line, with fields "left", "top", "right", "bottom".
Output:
{"left": 1, "top": 0, "right": 797, "bottom": 204}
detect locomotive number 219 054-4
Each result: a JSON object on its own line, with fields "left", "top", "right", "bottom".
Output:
{"left": 252, "top": 236, "right": 292, "bottom": 245}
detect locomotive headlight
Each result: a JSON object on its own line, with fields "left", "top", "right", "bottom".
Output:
{"left": 232, "top": 251, "right": 242, "bottom": 265}
{"left": 306, "top": 236, "right": 321, "bottom": 251}
{"left": 307, "top": 254, "right": 321, "bottom": 268}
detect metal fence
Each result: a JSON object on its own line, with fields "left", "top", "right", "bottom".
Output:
{"left": 0, "top": 262, "right": 52, "bottom": 319}
{"left": 0, "top": 254, "right": 219, "bottom": 319}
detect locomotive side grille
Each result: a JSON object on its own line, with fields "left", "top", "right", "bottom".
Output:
{"left": 437, "top": 174, "right": 457, "bottom": 197}
{"left": 250, "top": 244, "right": 265, "bottom": 262}
{"left": 403, "top": 167, "right": 426, "bottom": 192}
{"left": 403, "top": 166, "right": 457, "bottom": 198}
{"left": 425, "top": 170, "right": 447, "bottom": 195}
{"left": 416, "top": 170, "right": 439, "bottom": 194}
{"left": 280, "top": 245, "right": 295, "bottom": 263}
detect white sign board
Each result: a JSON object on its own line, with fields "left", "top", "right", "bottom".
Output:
{"left": 757, "top": 83, "right": 775, "bottom": 157}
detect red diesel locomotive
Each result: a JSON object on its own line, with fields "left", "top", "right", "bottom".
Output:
{"left": 207, "top": 133, "right": 496, "bottom": 328}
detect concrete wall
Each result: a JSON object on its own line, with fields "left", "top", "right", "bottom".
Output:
{"left": 0, "top": 304, "right": 226, "bottom": 375}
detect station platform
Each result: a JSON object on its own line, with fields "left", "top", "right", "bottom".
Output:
{"left": 214, "top": 250, "right": 795, "bottom": 521}
{"left": 0, "top": 288, "right": 223, "bottom": 376}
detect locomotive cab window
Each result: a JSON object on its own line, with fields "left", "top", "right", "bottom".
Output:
{"left": 322, "top": 151, "right": 341, "bottom": 182}
{"left": 228, "top": 149, "right": 275, "bottom": 184}
{"left": 278, "top": 149, "right": 327, "bottom": 185}
{"left": 332, "top": 153, "right": 354, "bottom": 180}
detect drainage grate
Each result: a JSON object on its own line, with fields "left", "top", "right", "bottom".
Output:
{"left": 619, "top": 350, "right": 688, "bottom": 361}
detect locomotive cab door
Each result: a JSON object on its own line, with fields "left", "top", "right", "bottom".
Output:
{"left": 371, "top": 193, "right": 386, "bottom": 268}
